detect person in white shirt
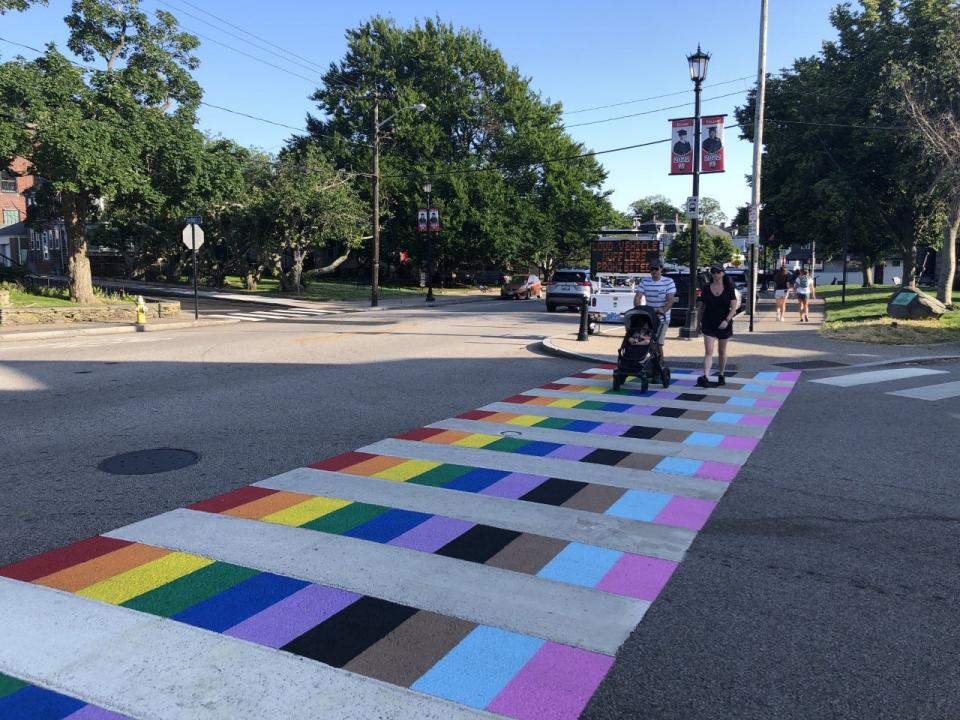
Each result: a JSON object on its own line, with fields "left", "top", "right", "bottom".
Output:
{"left": 633, "top": 262, "right": 676, "bottom": 354}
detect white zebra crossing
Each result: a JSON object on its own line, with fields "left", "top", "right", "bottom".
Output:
{"left": 887, "top": 381, "right": 960, "bottom": 401}
{"left": 811, "top": 367, "right": 947, "bottom": 387}
{"left": 208, "top": 307, "right": 336, "bottom": 322}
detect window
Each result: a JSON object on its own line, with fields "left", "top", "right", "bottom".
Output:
{"left": 891, "top": 259, "right": 901, "bottom": 267}
{"left": 2, "top": 208, "right": 18, "bottom": 227}
{"left": 0, "top": 171, "right": 16, "bottom": 193}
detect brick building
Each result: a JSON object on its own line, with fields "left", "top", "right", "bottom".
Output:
{"left": 0, "top": 158, "right": 67, "bottom": 273}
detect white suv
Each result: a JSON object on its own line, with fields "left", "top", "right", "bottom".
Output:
{"left": 546, "top": 268, "right": 592, "bottom": 312}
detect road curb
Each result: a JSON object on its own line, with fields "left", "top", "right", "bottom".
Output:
{"left": 0, "top": 318, "right": 240, "bottom": 343}
{"left": 540, "top": 336, "right": 615, "bottom": 364}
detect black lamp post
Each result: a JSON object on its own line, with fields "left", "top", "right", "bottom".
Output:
{"left": 679, "top": 45, "right": 711, "bottom": 339}
{"left": 423, "top": 181, "right": 435, "bottom": 302}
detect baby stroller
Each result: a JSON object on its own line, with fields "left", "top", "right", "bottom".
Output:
{"left": 611, "top": 306, "right": 671, "bottom": 392}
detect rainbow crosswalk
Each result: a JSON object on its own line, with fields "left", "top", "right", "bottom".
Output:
{"left": 0, "top": 365, "right": 797, "bottom": 720}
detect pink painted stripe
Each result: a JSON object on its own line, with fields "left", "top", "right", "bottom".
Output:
{"left": 740, "top": 414, "right": 772, "bottom": 426}
{"left": 64, "top": 707, "right": 128, "bottom": 720}
{"left": 755, "top": 398, "right": 783, "bottom": 409}
{"left": 719, "top": 435, "right": 759, "bottom": 451}
{"left": 654, "top": 496, "right": 716, "bottom": 530}
{"left": 777, "top": 371, "right": 801, "bottom": 381}
{"left": 596, "top": 554, "right": 678, "bottom": 601}
{"left": 695, "top": 461, "right": 741, "bottom": 482}
{"left": 224, "top": 584, "right": 360, "bottom": 648}
{"left": 769, "top": 385, "right": 791, "bottom": 394}
{"left": 487, "top": 642, "right": 614, "bottom": 720}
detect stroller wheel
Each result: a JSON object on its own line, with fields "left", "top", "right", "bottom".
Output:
{"left": 640, "top": 378, "right": 649, "bottom": 393}
{"left": 660, "top": 366, "right": 671, "bottom": 388}
{"left": 612, "top": 373, "right": 623, "bottom": 391}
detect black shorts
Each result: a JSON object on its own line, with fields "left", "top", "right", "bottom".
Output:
{"left": 702, "top": 323, "right": 733, "bottom": 340}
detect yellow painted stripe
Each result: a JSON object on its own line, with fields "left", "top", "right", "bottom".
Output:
{"left": 77, "top": 552, "right": 213, "bottom": 605}
{"left": 450, "top": 433, "right": 500, "bottom": 448}
{"left": 549, "top": 399, "right": 581, "bottom": 408}
{"left": 262, "top": 496, "right": 352, "bottom": 526}
{"left": 374, "top": 459, "right": 442, "bottom": 481}
{"left": 504, "top": 414, "right": 544, "bottom": 427}
{"left": 578, "top": 385, "right": 607, "bottom": 394}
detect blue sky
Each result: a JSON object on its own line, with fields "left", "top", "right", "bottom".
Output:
{"left": 2, "top": 0, "right": 843, "bottom": 222}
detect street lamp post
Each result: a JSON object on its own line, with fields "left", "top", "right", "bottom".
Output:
{"left": 423, "top": 181, "right": 435, "bottom": 302}
{"left": 679, "top": 45, "right": 711, "bottom": 340}
{"left": 370, "top": 99, "right": 427, "bottom": 307}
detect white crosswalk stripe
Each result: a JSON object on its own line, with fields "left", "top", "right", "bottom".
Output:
{"left": 207, "top": 307, "right": 336, "bottom": 322}
{"left": 207, "top": 313, "right": 264, "bottom": 322}
{"left": 886, "top": 380, "right": 960, "bottom": 401}
{"left": 811, "top": 367, "right": 947, "bottom": 387}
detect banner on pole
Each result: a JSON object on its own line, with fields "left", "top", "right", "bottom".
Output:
{"left": 700, "top": 115, "right": 726, "bottom": 173}
{"left": 417, "top": 208, "right": 428, "bottom": 232}
{"left": 427, "top": 208, "right": 440, "bottom": 233}
{"left": 669, "top": 118, "right": 695, "bottom": 175}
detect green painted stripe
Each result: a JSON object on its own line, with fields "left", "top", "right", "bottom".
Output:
{"left": 485, "top": 437, "right": 529, "bottom": 452}
{"left": 577, "top": 400, "right": 609, "bottom": 410}
{"left": 407, "top": 463, "right": 473, "bottom": 488}
{"left": 122, "top": 562, "right": 259, "bottom": 617}
{"left": 302, "top": 502, "right": 389, "bottom": 534}
{"left": 536, "top": 416, "right": 572, "bottom": 429}
{"left": 0, "top": 673, "right": 27, "bottom": 699}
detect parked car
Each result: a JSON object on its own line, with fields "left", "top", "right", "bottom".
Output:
{"left": 475, "top": 270, "right": 512, "bottom": 286}
{"left": 500, "top": 274, "right": 542, "bottom": 299}
{"left": 546, "top": 268, "right": 592, "bottom": 311}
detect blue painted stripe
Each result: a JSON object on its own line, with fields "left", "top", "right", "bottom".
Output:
{"left": 0, "top": 686, "right": 85, "bottom": 720}
{"left": 600, "top": 402, "right": 634, "bottom": 413}
{"left": 345, "top": 508, "right": 433, "bottom": 543}
{"left": 709, "top": 412, "right": 744, "bottom": 423}
{"left": 563, "top": 420, "right": 601, "bottom": 433}
{"left": 754, "top": 371, "right": 779, "bottom": 380}
{"left": 654, "top": 457, "right": 702, "bottom": 476}
{"left": 412, "top": 626, "right": 544, "bottom": 708}
{"left": 684, "top": 432, "right": 725, "bottom": 447}
{"left": 537, "top": 543, "right": 622, "bottom": 587}
{"left": 742, "top": 383, "right": 768, "bottom": 392}
{"left": 605, "top": 490, "right": 672, "bottom": 521}
{"left": 174, "top": 572, "right": 308, "bottom": 632}
{"left": 725, "top": 397, "right": 755, "bottom": 407}
{"left": 511, "top": 441, "right": 561, "bottom": 457}
{"left": 444, "top": 468, "right": 508, "bottom": 493}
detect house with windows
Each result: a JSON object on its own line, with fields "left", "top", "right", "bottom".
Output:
{"left": 0, "top": 159, "right": 67, "bottom": 273}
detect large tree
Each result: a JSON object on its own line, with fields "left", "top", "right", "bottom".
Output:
{"left": 0, "top": 0, "right": 46, "bottom": 13}
{"left": 0, "top": 0, "right": 201, "bottom": 302}
{"left": 304, "top": 16, "right": 613, "bottom": 278}
{"left": 665, "top": 226, "right": 737, "bottom": 268}
{"left": 628, "top": 195, "right": 681, "bottom": 223}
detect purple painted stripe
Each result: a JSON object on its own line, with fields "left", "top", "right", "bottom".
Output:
{"left": 769, "top": 385, "right": 791, "bottom": 394}
{"left": 654, "top": 496, "right": 716, "bottom": 530}
{"left": 64, "top": 707, "right": 129, "bottom": 720}
{"left": 487, "top": 642, "right": 614, "bottom": 720}
{"left": 695, "top": 461, "right": 741, "bottom": 482}
{"left": 596, "top": 554, "right": 678, "bottom": 601}
{"left": 224, "top": 584, "right": 360, "bottom": 648}
{"left": 388, "top": 514, "right": 475, "bottom": 552}
{"left": 777, "top": 371, "right": 801, "bottom": 381}
{"left": 480, "top": 472, "right": 549, "bottom": 499}
{"left": 719, "top": 435, "right": 759, "bottom": 451}
{"left": 624, "top": 404, "right": 658, "bottom": 416}
{"left": 755, "top": 398, "right": 783, "bottom": 409}
{"left": 740, "top": 414, "right": 772, "bottom": 426}
{"left": 651, "top": 391, "right": 680, "bottom": 400}
{"left": 546, "top": 445, "right": 595, "bottom": 461}
{"left": 589, "top": 422, "right": 632, "bottom": 436}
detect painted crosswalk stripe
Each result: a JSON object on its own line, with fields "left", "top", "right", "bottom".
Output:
{"left": 267, "top": 308, "right": 334, "bottom": 316}
{"left": 253, "top": 467, "right": 697, "bottom": 558}
{"left": 208, "top": 313, "right": 264, "bottom": 321}
{"left": 556, "top": 375, "right": 791, "bottom": 399}
{"left": 582, "top": 367, "right": 799, "bottom": 387}
{"left": 886, "top": 380, "right": 960, "bottom": 401}
{"left": 525, "top": 387, "right": 779, "bottom": 416}
{"left": 246, "top": 311, "right": 307, "bottom": 319}
{"left": 811, "top": 367, "right": 947, "bottom": 387}
{"left": 104, "top": 509, "right": 648, "bottom": 655}
{"left": 0, "top": 577, "right": 493, "bottom": 720}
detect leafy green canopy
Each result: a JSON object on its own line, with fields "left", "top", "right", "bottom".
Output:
{"left": 666, "top": 226, "right": 738, "bottom": 268}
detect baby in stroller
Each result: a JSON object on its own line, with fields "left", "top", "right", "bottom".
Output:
{"left": 611, "top": 306, "right": 672, "bottom": 391}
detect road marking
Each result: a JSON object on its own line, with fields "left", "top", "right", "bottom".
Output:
{"left": 0, "top": 577, "right": 493, "bottom": 720}
{"left": 359, "top": 438, "right": 727, "bottom": 501}
{"left": 811, "top": 367, "right": 947, "bottom": 387}
{"left": 266, "top": 308, "right": 335, "bottom": 316}
{"left": 255, "top": 468, "right": 697, "bottom": 559}
{"left": 527, "top": 387, "right": 778, "bottom": 416}
{"left": 583, "top": 367, "right": 798, "bottom": 387}
{"left": 206, "top": 313, "right": 264, "bottom": 322}
{"left": 246, "top": 311, "right": 307, "bottom": 319}
{"left": 886, "top": 380, "right": 960, "bottom": 401}
{"left": 105, "top": 509, "right": 648, "bottom": 655}
{"left": 557, "top": 375, "right": 789, "bottom": 399}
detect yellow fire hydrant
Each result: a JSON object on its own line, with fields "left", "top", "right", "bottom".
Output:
{"left": 136, "top": 295, "right": 147, "bottom": 325}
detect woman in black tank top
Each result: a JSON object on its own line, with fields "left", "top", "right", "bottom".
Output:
{"left": 773, "top": 267, "right": 791, "bottom": 321}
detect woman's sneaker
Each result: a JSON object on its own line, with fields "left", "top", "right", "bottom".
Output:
{"left": 717, "top": 374, "right": 726, "bottom": 386}
{"left": 696, "top": 375, "right": 709, "bottom": 388}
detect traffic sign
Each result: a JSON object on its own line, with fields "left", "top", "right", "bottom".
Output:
{"left": 182, "top": 224, "right": 205, "bottom": 250}
{"left": 185, "top": 215, "right": 202, "bottom": 225}
{"left": 685, "top": 196, "right": 700, "bottom": 219}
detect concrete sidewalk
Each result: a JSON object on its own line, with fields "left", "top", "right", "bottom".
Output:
{"left": 0, "top": 316, "right": 240, "bottom": 342}
{"left": 543, "top": 296, "right": 960, "bottom": 371}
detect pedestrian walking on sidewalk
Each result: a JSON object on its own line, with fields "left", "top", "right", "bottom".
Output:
{"left": 773, "top": 266, "right": 792, "bottom": 321}
{"left": 794, "top": 268, "right": 815, "bottom": 322}
{"left": 697, "top": 266, "right": 738, "bottom": 387}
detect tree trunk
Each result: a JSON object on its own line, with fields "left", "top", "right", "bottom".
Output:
{"left": 938, "top": 194, "right": 959, "bottom": 307}
{"left": 62, "top": 191, "right": 97, "bottom": 304}
{"left": 861, "top": 262, "right": 874, "bottom": 287}
{"left": 899, "top": 241, "right": 918, "bottom": 288}
{"left": 290, "top": 249, "right": 304, "bottom": 294}
{"left": 245, "top": 271, "right": 257, "bottom": 291}
{"left": 305, "top": 247, "right": 351, "bottom": 277}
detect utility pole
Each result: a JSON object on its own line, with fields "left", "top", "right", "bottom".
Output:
{"left": 371, "top": 94, "right": 381, "bottom": 307}
{"left": 749, "top": 0, "right": 769, "bottom": 332}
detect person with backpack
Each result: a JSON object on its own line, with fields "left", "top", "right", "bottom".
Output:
{"left": 794, "top": 268, "right": 815, "bottom": 322}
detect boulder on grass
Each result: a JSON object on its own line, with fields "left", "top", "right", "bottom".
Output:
{"left": 887, "top": 287, "right": 946, "bottom": 320}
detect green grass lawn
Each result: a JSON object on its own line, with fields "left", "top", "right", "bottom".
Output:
{"left": 6, "top": 288, "right": 77, "bottom": 307}
{"left": 820, "top": 284, "right": 960, "bottom": 344}
{"left": 219, "top": 276, "right": 475, "bottom": 301}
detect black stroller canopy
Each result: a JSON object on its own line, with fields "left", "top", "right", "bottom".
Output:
{"left": 623, "top": 306, "right": 659, "bottom": 330}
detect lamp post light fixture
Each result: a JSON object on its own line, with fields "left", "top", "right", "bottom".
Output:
{"left": 679, "top": 45, "right": 711, "bottom": 339}
{"left": 371, "top": 100, "right": 427, "bottom": 307}
{"left": 423, "top": 181, "right": 435, "bottom": 302}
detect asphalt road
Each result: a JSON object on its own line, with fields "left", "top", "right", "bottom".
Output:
{"left": 583, "top": 359, "right": 960, "bottom": 720}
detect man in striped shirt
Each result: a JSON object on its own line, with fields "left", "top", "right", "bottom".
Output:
{"left": 634, "top": 262, "right": 676, "bottom": 350}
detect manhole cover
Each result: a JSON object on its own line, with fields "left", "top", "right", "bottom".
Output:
{"left": 774, "top": 360, "right": 849, "bottom": 369}
{"left": 98, "top": 448, "right": 199, "bottom": 475}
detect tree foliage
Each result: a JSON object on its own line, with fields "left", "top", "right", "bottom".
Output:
{"left": 628, "top": 195, "right": 681, "bottom": 222}
{"left": 666, "top": 226, "right": 737, "bottom": 268}
{"left": 0, "top": 0, "right": 46, "bottom": 13}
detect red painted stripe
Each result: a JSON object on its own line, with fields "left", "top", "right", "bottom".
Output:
{"left": 598, "top": 363, "right": 617, "bottom": 369}
{"left": 541, "top": 383, "right": 566, "bottom": 390}
{"left": 396, "top": 427, "right": 446, "bottom": 442}
{"left": 502, "top": 394, "right": 535, "bottom": 404}
{"left": 0, "top": 535, "right": 131, "bottom": 582}
{"left": 309, "top": 451, "right": 378, "bottom": 472}
{"left": 188, "top": 485, "right": 277, "bottom": 514}
{"left": 458, "top": 409, "right": 495, "bottom": 421}
{"left": 573, "top": 372, "right": 594, "bottom": 378}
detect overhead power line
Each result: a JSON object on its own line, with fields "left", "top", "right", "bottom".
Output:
{"left": 562, "top": 75, "right": 754, "bottom": 115}
{"left": 565, "top": 90, "right": 748, "bottom": 128}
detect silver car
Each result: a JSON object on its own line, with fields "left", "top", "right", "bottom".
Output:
{"left": 546, "top": 268, "right": 592, "bottom": 312}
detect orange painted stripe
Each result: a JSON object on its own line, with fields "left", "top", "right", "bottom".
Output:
{"left": 483, "top": 412, "right": 518, "bottom": 423}
{"left": 223, "top": 491, "right": 313, "bottom": 519}
{"left": 524, "top": 396, "right": 556, "bottom": 406}
{"left": 35, "top": 543, "right": 171, "bottom": 592}
{"left": 420, "top": 430, "right": 471, "bottom": 444}
{"left": 340, "top": 454, "right": 408, "bottom": 476}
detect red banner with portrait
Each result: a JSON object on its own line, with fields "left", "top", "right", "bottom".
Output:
{"left": 700, "top": 115, "right": 726, "bottom": 173}
{"left": 669, "top": 118, "right": 695, "bottom": 175}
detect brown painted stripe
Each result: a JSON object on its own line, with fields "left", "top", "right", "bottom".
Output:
{"left": 35, "top": 543, "right": 170, "bottom": 592}
{"left": 561, "top": 484, "right": 626, "bottom": 513}
{"left": 485, "top": 533, "right": 569, "bottom": 575}
{"left": 614, "top": 453, "right": 664, "bottom": 471}
{"left": 653, "top": 429, "right": 690, "bottom": 443}
{"left": 343, "top": 610, "right": 475, "bottom": 688}
{"left": 683, "top": 410, "right": 715, "bottom": 421}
